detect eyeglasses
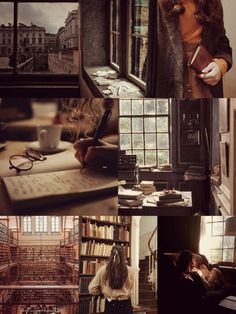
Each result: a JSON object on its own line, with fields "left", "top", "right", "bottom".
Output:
{"left": 9, "top": 149, "right": 47, "bottom": 173}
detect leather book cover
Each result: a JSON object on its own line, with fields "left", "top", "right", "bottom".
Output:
{"left": 188, "top": 44, "right": 213, "bottom": 73}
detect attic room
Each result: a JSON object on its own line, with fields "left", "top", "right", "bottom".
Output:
{"left": 118, "top": 98, "right": 236, "bottom": 216}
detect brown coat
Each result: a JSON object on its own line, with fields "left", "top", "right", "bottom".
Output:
{"left": 155, "top": 1, "right": 232, "bottom": 98}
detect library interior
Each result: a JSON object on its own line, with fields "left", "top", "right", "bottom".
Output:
{"left": 0, "top": 216, "right": 157, "bottom": 314}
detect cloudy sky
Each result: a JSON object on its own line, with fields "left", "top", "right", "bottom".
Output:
{"left": 0, "top": 2, "right": 78, "bottom": 33}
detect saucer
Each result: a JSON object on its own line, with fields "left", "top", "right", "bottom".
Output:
{"left": 26, "top": 141, "right": 71, "bottom": 154}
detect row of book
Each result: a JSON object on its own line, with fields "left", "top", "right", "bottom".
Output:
{"left": 82, "top": 223, "right": 129, "bottom": 241}
{"left": 81, "top": 241, "right": 130, "bottom": 258}
{"left": 83, "top": 216, "right": 131, "bottom": 225}
{"left": 79, "top": 297, "right": 92, "bottom": 314}
{"left": 79, "top": 276, "right": 93, "bottom": 294}
{"left": 79, "top": 295, "right": 106, "bottom": 313}
{"left": 80, "top": 259, "right": 107, "bottom": 274}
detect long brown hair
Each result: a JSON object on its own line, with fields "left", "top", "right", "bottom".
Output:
{"left": 160, "top": 0, "right": 224, "bottom": 31}
{"left": 105, "top": 245, "right": 128, "bottom": 289}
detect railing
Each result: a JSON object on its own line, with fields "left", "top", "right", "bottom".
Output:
{"left": 0, "top": 57, "right": 34, "bottom": 73}
{"left": 147, "top": 226, "right": 157, "bottom": 294}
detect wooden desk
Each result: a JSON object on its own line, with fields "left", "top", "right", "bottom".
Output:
{"left": 0, "top": 141, "right": 118, "bottom": 215}
{"left": 118, "top": 191, "right": 193, "bottom": 216}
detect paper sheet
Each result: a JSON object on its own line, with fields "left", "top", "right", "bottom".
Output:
{"left": 3, "top": 169, "right": 117, "bottom": 202}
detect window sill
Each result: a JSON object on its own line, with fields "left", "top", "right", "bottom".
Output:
{"left": 83, "top": 66, "right": 144, "bottom": 98}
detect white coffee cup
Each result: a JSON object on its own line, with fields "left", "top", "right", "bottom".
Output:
{"left": 37, "top": 125, "right": 62, "bottom": 150}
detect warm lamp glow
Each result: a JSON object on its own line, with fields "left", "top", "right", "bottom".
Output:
{"left": 225, "top": 217, "right": 236, "bottom": 236}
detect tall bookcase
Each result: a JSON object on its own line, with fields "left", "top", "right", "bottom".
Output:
{"left": 78, "top": 216, "right": 131, "bottom": 314}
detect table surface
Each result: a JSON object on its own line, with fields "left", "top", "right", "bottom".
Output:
{"left": 119, "top": 191, "right": 194, "bottom": 216}
{"left": 0, "top": 141, "right": 117, "bottom": 215}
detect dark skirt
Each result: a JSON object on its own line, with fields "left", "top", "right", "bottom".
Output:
{"left": 104, "top": 298, "right": 133, "bottom": 314}
{"left": 183, "top": 42, "right": 213, "bottom": 98}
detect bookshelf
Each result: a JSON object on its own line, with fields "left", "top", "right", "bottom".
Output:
{"left": 77, "top": 216, "right": 131, "bottom": 314}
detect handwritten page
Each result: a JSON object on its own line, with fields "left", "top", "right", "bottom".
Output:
{"left": 3, "top": 169, "right": 117, "bottom": 205}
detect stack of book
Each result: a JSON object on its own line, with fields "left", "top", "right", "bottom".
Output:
{"left": 139, "top": 181, "right": 156, "bottom": 195}
{"left": 118, "top": 189, "right": 143, "bottom": 207}
{"left": 184, "top": 166, "right": 207, "bottom": 181}
{"left": 154, "top": 190, "right": 184, "bottom": 205}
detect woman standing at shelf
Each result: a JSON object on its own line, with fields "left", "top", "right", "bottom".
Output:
{"left": 155, "top": 0, "right": 232, "bottom": 98}
{"left": 88, "top": 245, "right": 136, "bottom": 314}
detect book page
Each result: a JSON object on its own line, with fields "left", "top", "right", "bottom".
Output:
{"left": 3, "top": 169, "right": 117, "bottom": 202}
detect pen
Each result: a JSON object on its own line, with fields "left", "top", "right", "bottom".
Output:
{"left": 80, "top": 104, "right": 112, "bottom": 171}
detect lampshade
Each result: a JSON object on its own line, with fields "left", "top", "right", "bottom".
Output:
{"left": 225, "top": 217, "right": 236, "bottom": 236}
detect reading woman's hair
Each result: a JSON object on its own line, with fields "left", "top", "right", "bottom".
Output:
{"left": 105, "top": 245, "right": 128, "bottom": 289}
{"left": 176, "top": 250, "right": 194, "bottom": 274}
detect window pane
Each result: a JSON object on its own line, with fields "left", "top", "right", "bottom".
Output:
{"left": 132, "top": 133, "right": 143, "bottom": 149}
{"left": 134, "top": 150, "right": 144, "bottom": 165}
{"left": 119, "top": 99, "right": 131, "bottom": 115}
{"left": 157, "top": 133, "right": 169, "bottom": 149}
{"left": 132, "top": 99, "right": 143, "bottom": 115}
{"left": 129, "top": 0, "right": 149, "bottom": 82}
{"left": 157, "top": 117, "right": 168, "bottom": 132}
{"left": 18, "top": 3, "right": 79, "bottom": 74}
{"left": 145, "top": 133, "right": 156, "bottom": 149}
{"left": 223, "top": 249, "right": 234, "bottom": 262}
{"left": 212, "top": 222, "right": 224, "bottom": 236}
{"left": 145, "top": 150, "right": 156, "bottom": 165}
{"left": 144, "top": 117, "right": 155, "bottom": 133}
{"left": 111, "top": 0, "right": 120, "bottom": 67}
{"left": 132, "top": 117, "right": 143, "bottom": 132}
{"left": 157, "top": 150, "right": 169, "bottom": 165}
{"left": 0, "top": 2, "right": 14, "bottom": 72}
{"left": 144, "top": 99, "right": 155, "bottom": 114}
{"left": 223, "top": 236, "right": 234, "bottom": 249}
{"left": 211, "top": 236, "right": 223, "bottom": 249}
{"left": 120, "top": 134, "right": 131, "bottom": 149}
{"left": 119, "top": 117, "right": 131, "bottom": 133}
{"left": 156, "top": 100, "right": 169, "bottom": 114}
{"left": 210, "top": 250, "right": 222, "bottom": 263}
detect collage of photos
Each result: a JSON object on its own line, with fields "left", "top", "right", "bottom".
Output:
{"left": 0, "top": 0, "right": 236, "bottom": 313}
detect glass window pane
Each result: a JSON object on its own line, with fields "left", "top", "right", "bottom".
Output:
{"left": 18, "top": 3, "right": 79, "bottom": 74}
{"left": 132, "top": 133, "right": 143, "bottom": 149}
{"left": 132, "top": 117, "right": 143, "bottom": 132}
{"left": 157, "top": 133, "right": 169, "bottom": 149}
{"left": 129, "top": 0, "right": 149, "bottom": 82}
{"left": 156, "top": 100, "right": 169, "bottom": 114}
{"left": 212, "top": 222, "right": 224, "bottom": 236}
{"left": 211, "top": 236, "right": 223, "bottom": 249}
{"left": 223, "top": 249, "right": 234, "bottom": 262}
{"left": 111, "top": 0, "right": 120, "bottom": 66}
{"left": 157, "top": 117, "right": 168, "bottom": 132}
{"left": 145, "top": 150, "right": 156, "bottom": 165}
{"left": 0, "top": 2, "right": 14, "bottom": 72}
{"left": 145, "top": 133, "right": 156, "bottom": 149}
{"left": 157, "top": 150, "right": 169, "bottom": 165}
{"left": 144, "top": 117, "right": 155, "bottom": 132}
{"left": 119, "top": 99, "right": 131, "bottom": 115}
{"left": 210, "top": 250, "right": 222, "bottom": 263}
{"left": 213, "top": 217, "right": 224, "bottom": 222}
{"left": 119, "top": 117, "right": 131, "bottom": 133}
{"left": 120, "top": 134, "right": 131, "bottom": 149}
{"left": 144, "top": 99, "right": 155, "bottom": 114}
{"left": 132, "top": 99, "right": 143, "bottom": 115}
{"left": 134, "top": 150, "right": 144, "bottom": 166}
{"left": 223, "top": 236, "right": 234, "bottom": 249}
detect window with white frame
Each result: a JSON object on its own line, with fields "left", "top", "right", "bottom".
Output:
{"left": 200, "top": 216, "right": 235, "bottom": 263}
{"left": 35, "top": 216, "right": 48, "bottom": 233}
{"left": 119, "top": 98, "right": 170, "bottom": 166}
{"left": 23, "top": 216, "right": 32, "bottom": 233}
{"left": 51, "top": 216, "right": 60, "bottom": 233}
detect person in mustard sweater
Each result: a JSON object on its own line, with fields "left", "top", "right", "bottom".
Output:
{"left": 88, "top": 245, "right": 136, "bottom": 314}
{"left": 156, "top": 0, "right": 232, "bottom": 98}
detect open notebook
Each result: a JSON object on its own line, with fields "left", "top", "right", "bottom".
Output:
{"left": 3, "top": 169, "right": 117, "bottom": 210}
{"left": 1, "top": 146, "right": 117, "bottom": 210}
